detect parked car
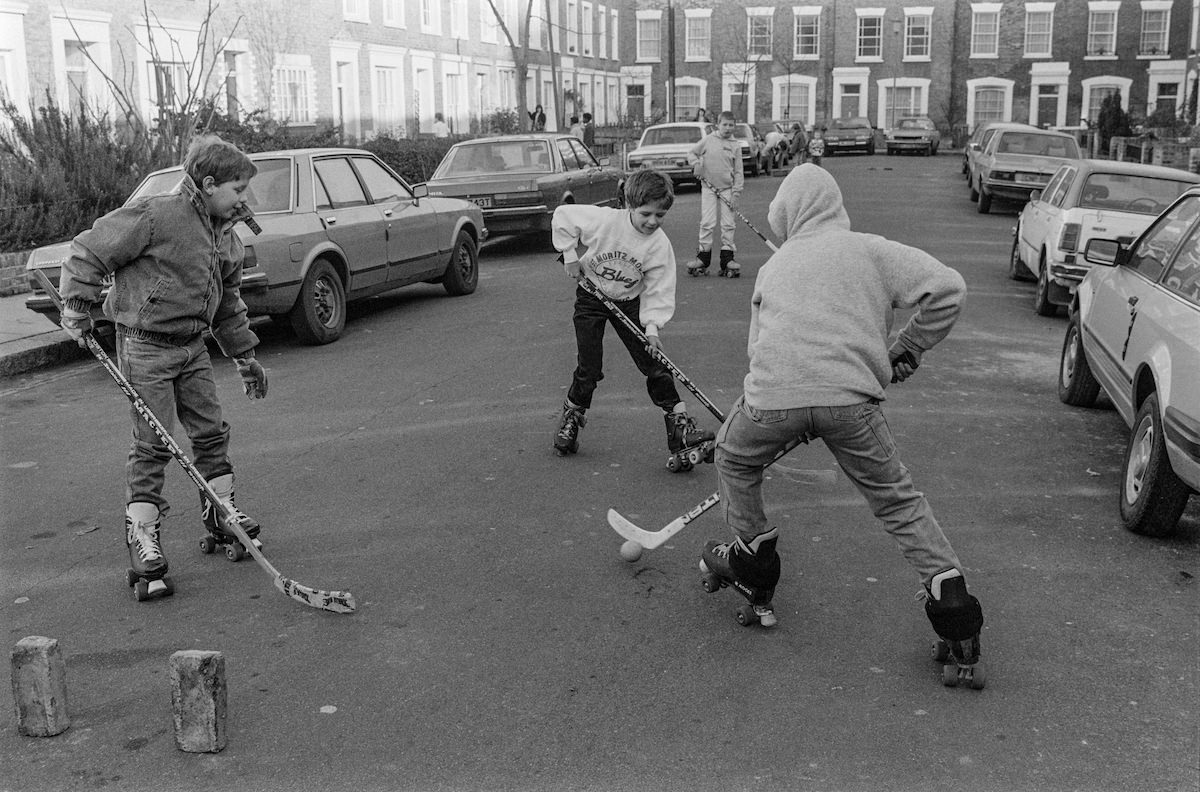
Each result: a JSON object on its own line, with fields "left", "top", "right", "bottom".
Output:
{"left": 969, "top": 125, "right": 1081, "bottom": 213}
{"left": 622, "top": 122, "right": 714, "bottom": 186}
{"left": 885, "top": 116, "right": 940, "bottom": 156}
{"left": 424, "top": 133, "right": 624, "bottom": 245}
{"left": 821, "top": 117, "right": 876, "bottom": 155}
{"left": 25, "top": 148, "right": 485, "bottom": 345}
{"left": 732, "top": 122, "right": 769, "bottom": 175}
{"left": 1012, "top": 159, "right": 1200, "bottom": 315}
{"left": 962, "top": 120, "right": 1007, "bottom": 179}
{"left": 1058, "top": 191, "right": 1200, "bottom": 537}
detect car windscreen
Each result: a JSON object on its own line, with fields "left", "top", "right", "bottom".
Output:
{"left": 129, "top": 170, "right": 184, "bottom": 201}
{"left": 1079, "top": 173, "right": 1199, "bottom": 214}
{"left": 641, "top": 127, "right": 702, "bottom": 146}
{"left": 244, "top": 158, "right": 292, "bottom": 212}
{"left": 898, "top": 119, "right": 933, "bottom": 129}
{"left": 996, "top": 132, "right": 1080, "bottom": 158}
{"left": 434, "top": 141, "right": 553, "bottom": 176}
{"left": 831, "top": 118, "right": 870, "bottom": 129}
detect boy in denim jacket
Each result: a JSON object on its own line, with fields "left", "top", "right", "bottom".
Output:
{"left": 59, "top": 135, "right": 269, "bottom": 595}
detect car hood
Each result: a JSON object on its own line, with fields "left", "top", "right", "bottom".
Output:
{"left": 892, "top": 129, "right": 936, "bottom": 138}
{"left": 825, "top": 128, "right": 871, "bottom": 137}
{"left": 25, "top": 240, "right": 73, "bottom": 271}
{"left": 990, "top": 154, "right": 1074, "bottom": 173}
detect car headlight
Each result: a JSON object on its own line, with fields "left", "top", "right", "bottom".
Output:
{"left": 991, "top": 171, "right": 1015, "bottom": 182}
{"left": 627, "top": 157, "right": 643, "bottom": 168}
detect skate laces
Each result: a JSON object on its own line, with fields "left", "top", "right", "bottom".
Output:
{"left": 128, "top": 521, "right": 163, "bottom": 562}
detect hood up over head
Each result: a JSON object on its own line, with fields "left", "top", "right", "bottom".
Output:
{"left": 767, "top": 163, "right": 852, "bottom": 241}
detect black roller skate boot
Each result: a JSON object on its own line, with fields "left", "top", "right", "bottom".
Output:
{"left": 718, "top": 249, "right": 740, "bottom": 278}
{"left": 687, "top": 249, "right": 712, "bottom": 277}
{"left": 124, "top": 502, "right": 174, "bottom": 601}
{"left": 699, "top": 527, "right": 780, "bottom": 627}
{"left": 922, "top": 568, "right": 986, "bottom": 689}
{"left": 554, "top": 400, "right": 587, "bottom": 456}
{"left": 199, "top": 473, "right": 262, "bottom": 562}
{"left": 664, "top": 408, "right": 715, "bottom": 472}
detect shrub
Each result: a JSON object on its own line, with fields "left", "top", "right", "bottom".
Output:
{"left": 359, "top": 134, "right": 456, "bottom": 183}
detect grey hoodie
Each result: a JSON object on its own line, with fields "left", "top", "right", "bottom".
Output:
{"left": 745, "top": 164, "right": 965, "bottom": 408}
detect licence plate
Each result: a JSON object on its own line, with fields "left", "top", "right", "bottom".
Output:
{"left": 1015, "top": 174, "right": 1047, "bottom": 185}
{"left": 471, "top": 196, "right": 493, "bottom": 208}
{"left": 652, "top": 159, "right": 676, "bottom": 168}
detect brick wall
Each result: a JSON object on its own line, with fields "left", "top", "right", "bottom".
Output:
{"left": 0, "top": 251, "right": 31, "bottom": 297}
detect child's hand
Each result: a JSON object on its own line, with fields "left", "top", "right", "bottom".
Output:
{"left": 645, "top": 332, "right": 662, "bottom": 354}
{"left": 60, "top": 307, "right": 93, "bottom": 347}
{"left": 563, "top": 257, "right": 584, "bottom": 280}
{"left": 234, "top": 353, "right": 269, "bottom": 399}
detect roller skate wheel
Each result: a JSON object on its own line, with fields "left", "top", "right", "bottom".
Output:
{"left": 133, "top": 580, "right": 150, "bottom": 601}
{"left": 125, "top": 569, "right": 138, "bottom": 588}
{"left": 225, "top": 542, "right": 246, "bottom": 562}
{"left": 735, "top": 605, "right": 757, "bottom": 626}
{"left": 931, "top": 639, "right": 951, "bottom": 662}
{"left": 686, "top": 448, "right": 703, "bottom": 465}
{"left": 966, "top": 663, "right": 986, "bottom": 690}
{"left": 700, "top": 573, "right": 722, "bottom": 593}
{"left": 941, "top": 664, "right": 960, "bottom": 687}
{"left": 199, "top": 535, "right": 217, "bottom": 554}
{"left": 680, "top": 457, "right": 694, "bottom": 471}
{"left": 666, "top": 455, "right": 681, "bottom": 472}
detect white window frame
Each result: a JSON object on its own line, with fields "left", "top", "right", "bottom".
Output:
{"left": 1024, "top": 3, "right": 1055, "bottom": 58}
{"left": 442, "top": 57, "right": 468, "bottom": 134}
{"left": 421, "top": 0, "right": 442, "bottom": 36}
{"left": 965, "top": 76, "right": 1013, "bottom": 127}
{"left": 50, "top": 11, "right": 114, "bottom": 113}
{"left": 684, "top": 8, "right": 711, "bottom": 63}
{"left": 582, "top": 2, "right": 593, "bottom": 57}
{"left": 1138, "top": 1, "right": 1171, "bottom": 57}
{"left": 1086, "top": 1, "right": 1119, "bottom": 59}
{"left": 904, "top": 8, "right": 933, "bottom": 62}
{"left": 329, "top": 42, "right": 362, "bottom": 140}
{"left": 611, "top": 9, "right": 619, "bottom": 62}
{"left": 480, "top": 0, "right": 498, "bottom": 44}
{"left": 636, "top": 9, "right": 661, "bottom": 64}
{"left": 1029, "top": 61, "right": 1069, "bottom": 129}
{"left": 273, "top": 53, "right": 316, "bottom": 125}
{"left": 1146, "top": 59, "right": 1185, "bottom": 116}
{"left": 722, "top": 61, "right": 757, "bottom": 122}
{"left": 747, "top": 7, "right": 774, "bottom": 60}
{"left": 597, "top": 5, "right": 607, "bottom": 59}
{"left": 566, "top": 0, "right": 579, "bottom": 55}
{"left": 877, "top": 77, "right": 930, "bottom": 128}
{"left": 1081, "top": 75, "right": 1131, "bottom": 122}
{"left": 771, "top": 74, "right": 816, "bottom": 127}
{"left": 971, "top": 3, "right": 1001, "bottom": 58}
{"left": 412, "top": 52, "right": 438, "bottom": 133}
{"left": 450, "top": 0, "right": 468, "bottom": 39}
{"left": 383, "top": 0, "right": 405, "bottom": 28}
{"left": 793, "top": 6, "right": 821, "bottom": 60}
{"left": 674, "top": 75, "right": 707, "bottom": 120}
{"left": 856, "top": 8, "right": 885, "bottom": 62}
{"left": 0, "top": 4, "right": 31, "bottom": 115}
{"left": 134, "top": 20, "right": 203, "bottom": 124}
{"left": 832, "top": 66, "right": 870, "bottom": 119}
{"left": 343, "top": 0, "right": 370, "bottom": 24}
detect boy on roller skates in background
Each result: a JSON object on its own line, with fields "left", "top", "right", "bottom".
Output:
{"left": 552, "top": 168, "right": 715, "bottom": 470}
{"left": 701, "top": 164, "right": 985, "bottom": 685}
{"left": 687, "top": 111, "right": 744, "bottom": 278}
{"left": 58, "top": 134, "right": 269, "bottom": 598}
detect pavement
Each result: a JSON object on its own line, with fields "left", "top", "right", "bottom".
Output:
{"left": 0, "top": 292, "right": 88, "bottom": 379}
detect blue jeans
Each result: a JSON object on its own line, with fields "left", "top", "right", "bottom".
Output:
{"left": 567, "top": 286, "right": 680, "bottom": 411}
{"left": 118, "top": 331, "right": 233, "bottom": 510}
{"left": 715, "top": 396, "right": 962, "bottom": 585}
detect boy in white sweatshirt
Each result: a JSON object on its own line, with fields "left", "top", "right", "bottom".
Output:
{"left": 551, "top": 169, "right": 715, "bottom": 469}
{"left": 687, "top": 111, "right": 745, "bottom": 277}
{"left": 700, "top": 164, "right": 985, "bottom": 683}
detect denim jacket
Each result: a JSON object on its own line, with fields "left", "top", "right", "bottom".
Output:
{"left": 61, "top": 175, "right": 258, "bottom": 357}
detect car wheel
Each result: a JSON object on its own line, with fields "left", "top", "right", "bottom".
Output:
{"left": 968, "top": 179, "right": 979, "bottom": 202}
{"left": 1120, "top": 393, "right": 1192, "bottom": 537}
{"left": 1058, "top": 318, "right": 1101, "bottom": 407}
{"left": 976, "top": 187, "right": 992, "bottom": 214}
{"left": 1034, "top": 257, "right": 1058, "bottom": 316}
{"left": 289, "top": 258, "right": 345, "bottom": 345}
{"left": 1008, "top": 229, "right": 1034, "bottom": 281}
{"left": 925, "top": 143, "right": 933, "bottom": 156}
{"left": 441, "top": 230, "right": 479, "bottom": 296}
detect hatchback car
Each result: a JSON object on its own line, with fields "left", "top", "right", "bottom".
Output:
{"left": 1013, "top": 159, "right": 1200, "bottom": 315}
{"left": 821, "top": 117, "right": 876, "bottom": 155}
{"left": 424, "top": 133, "right": 624, "bottom": 244}
{"left": 885, "top": 116, "right": 940, "bottom": 156}
{"left": 625, "top": 122, "right": 715, "bottom": 185}
{"left": 1058, "top": 191, "right": 1200, "bottom": 537}
{"left": 732, "top": 123, "right": 768, "bottom": 175}
{"left": 969, "top": 125, "right": 1081, "bottom": 213}
{"left": 25, "top": 148, "right": 485, "bottom": 345}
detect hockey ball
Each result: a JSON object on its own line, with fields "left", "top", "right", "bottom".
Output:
{"left": 619, "top": 540, "right": 643, "bottom": 562}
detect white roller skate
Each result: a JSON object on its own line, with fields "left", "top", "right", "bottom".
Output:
{"left": 687, "top": 250, "right": 712, "bottom": 277}
{"left": 125, "top": 502, "right": 174, "bottom": 601}
{"left": 664, "top": 408, "right": 715, "bottom": 472}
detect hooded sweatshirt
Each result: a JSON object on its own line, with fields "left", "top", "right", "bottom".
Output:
{"left": 745, "top": 164, "right": 965, "bottom": 408}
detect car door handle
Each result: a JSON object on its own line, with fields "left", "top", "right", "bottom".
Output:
{"left": 383, "top": 209, "right": 393, "bottom": 217}
{"left": 1128, "top": 296, "right": 1138, "bottom": 307}
{"left": 324, "top": 217, "right": 337, "bottom": 225}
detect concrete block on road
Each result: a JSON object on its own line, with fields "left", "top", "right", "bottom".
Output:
{"left": 170, "top": 650, "right": 227, "bottom": 753}
{"left": 10, "top": 636, "right": 71, "bottom": 737}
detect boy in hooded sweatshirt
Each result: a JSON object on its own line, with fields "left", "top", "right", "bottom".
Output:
{"left": 700, "top": 164, "right": 985, "bottom": 681}
{"left": 687, "top": 111, "right": 744, "bottom": 277}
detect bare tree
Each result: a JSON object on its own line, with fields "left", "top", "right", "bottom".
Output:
{"left": 235, "top": 0, "right": 297, "bottom": 120}
{"left": 484, "top": 0, "right": 540, "bottom": 131}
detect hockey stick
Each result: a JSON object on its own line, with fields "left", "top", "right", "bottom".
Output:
{"left": 35, "top": 270, "right": 356, "bottom": 614}
{"left": 699, "top": 176, "right": 780, "bottom": 253}
{"left": 576, "top": 276, "right": 726, "bottom": 423}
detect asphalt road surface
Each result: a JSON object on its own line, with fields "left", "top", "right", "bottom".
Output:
{"left": 2, "top": 153, "right": 1197, "bottom": 792}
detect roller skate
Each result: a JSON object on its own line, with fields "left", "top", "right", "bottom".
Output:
{"left": 921, "top": 569, "right": 986, "bottom": 689}
{"left": 198, "top": 473, "right": 262, "bottom": 562}
{"left": 554, "top": 400, "right": 587, "bottom": 456}
{"left": 687, "top": 250, "right": 712, "bottom": 277}
{"left": 124, "top": 502, "right": 174, "bottom": 601}
{"left": 700, "top": 527, "right": 780, "bottom": 627}
{"left": 664, "top": 408, "right": 715, "bottom": 472}
{"left": 718, "top": 249, "right": 740, "bottom": 278}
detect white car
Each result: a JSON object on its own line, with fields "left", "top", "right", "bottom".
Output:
{"left": 969, "top": 125, "right": 1080, "bottom": 213}
{"left": 1059, "top": 190, "right": 1200, "bottom": 537}
{"left": 625, "top": 122, "right": 714, "bottom": 185}
{"left": 1012, "top": 159, "right": 1200, "bottom": 316}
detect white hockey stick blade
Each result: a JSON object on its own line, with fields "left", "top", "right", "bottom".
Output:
{"left": 607, "top": 491, "right": 721, "bottom": 550}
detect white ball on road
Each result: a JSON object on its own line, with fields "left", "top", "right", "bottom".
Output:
{"left": 619, "top": 540, "right": 643, "bottom": 562}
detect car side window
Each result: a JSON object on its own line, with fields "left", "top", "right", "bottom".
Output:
{"left": 351, "top": 156, "right": 410, "bottom": 204}
{"left": 1161, "top": 225, "right": 1200, "bottom": 305}
{"left": 1126, "top": 197, "right": 1200, "bottom": 281}
{"left": 558, "top": 140, "right": 582, "bottom": 170}
{"left": 313, "top": 157, "right": 368, "bottom": 209}
{"left": 1050, "top": 169, "right": 1073, "bottom": 206}
{"left": 569, "top": 138, "right": 598, "bottom": 167}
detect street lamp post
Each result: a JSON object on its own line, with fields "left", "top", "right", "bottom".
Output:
{"left": 890, "top": 20, "right": 901, "bottom": 130}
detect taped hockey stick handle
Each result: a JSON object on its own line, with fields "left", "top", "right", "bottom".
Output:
{"left": 699, "top": 177, "right": 780, "bottom": 253}
{"left": 576, "top": 277, "right": 726, "bottom": 423}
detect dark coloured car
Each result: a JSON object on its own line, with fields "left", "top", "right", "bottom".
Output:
{"left": 25, "top": 148, "right": 486, "bottom": 345}
{"left": 424, "top": 133, "right": 625, "bottom": 243}
{"left": 822, "top": 117, "right": 876, "bottom": 155}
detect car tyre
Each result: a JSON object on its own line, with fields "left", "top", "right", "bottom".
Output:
{"left": 1120, "top": 393, "right": 1191, "bottom": 537}
{"left": 1058, "top": 319, "right": 1101, "bottom": 407}
{"left": 289, "top": 258, "right": 345, "bottom": 345}
{"left": 968, "top": 179, "right": 979, "bottom": 202}
{"left": 976, "top": 187, "right": 992, "bottom": 214}
{"left": 1008, "top": 229, "right": 1035, "bottom": 281}
{"left": 1034, "top": 256, "right": 1059, "bottom": 316}
{"left": 441, "top": 230, "right": 479, "bottom": 296}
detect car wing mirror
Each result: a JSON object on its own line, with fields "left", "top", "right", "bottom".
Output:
{"left": 1029, "top": 190, "right": 1041, "bottom": 204}
{"left": 1082, "top": 238, "right": 1122, "bottom": 267}
{"left": 597, "top": 157, "right": 611, "bottom": 167}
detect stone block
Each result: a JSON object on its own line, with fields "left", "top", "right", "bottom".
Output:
{"left": 170, "top": 650, "right": 227, "bottom": 753}
{"left": 10, "top": 636, "right": 70, "bottom": 737}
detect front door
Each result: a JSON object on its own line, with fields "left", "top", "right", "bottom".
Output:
{"left": 312, "top": 156, "right": 388, "bottom": 291}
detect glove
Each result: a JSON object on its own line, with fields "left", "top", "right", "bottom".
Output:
{"left": 234, "top": 352, "right": 268, "bottom": 399}
{"left": 888, "top": 346, "right": 922, "bottom": 383}
{"left": 60, "top": 306, "right": 94, "bottom": 347}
